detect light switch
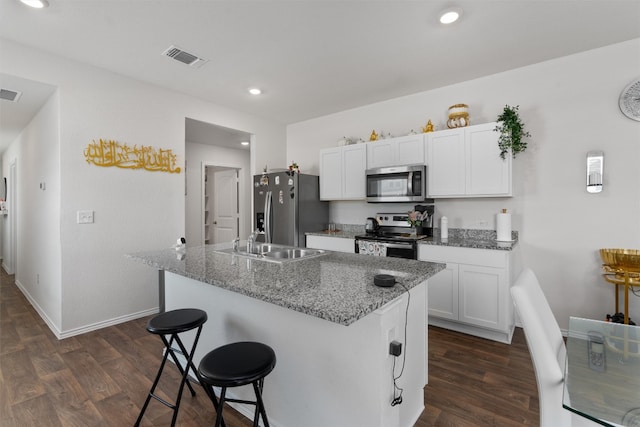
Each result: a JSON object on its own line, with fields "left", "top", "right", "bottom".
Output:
{"left": 77, "top": 210, "right": 94, "bottom": 224}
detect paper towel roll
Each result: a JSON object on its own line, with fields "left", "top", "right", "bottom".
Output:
{"left": 496, "top": 212, "right": 512, "bottom": 242}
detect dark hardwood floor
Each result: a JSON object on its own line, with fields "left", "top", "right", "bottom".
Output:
{"left": 1, "top": 268, "right": 539, "bottom": 426}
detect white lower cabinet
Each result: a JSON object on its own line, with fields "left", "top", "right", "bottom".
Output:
{"left": 306, "top": 235, "right": 355, "bottom": 253}
{"left": 419, "top": 244, "right": 516, "bottom": 343}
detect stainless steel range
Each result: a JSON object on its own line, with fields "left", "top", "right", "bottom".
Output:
{"left": 355, "top": 208, "right": 434, "bottom": 259}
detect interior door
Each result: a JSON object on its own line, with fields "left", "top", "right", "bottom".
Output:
{"left": 212, "top": 169, "right": 239, "bottom": 243}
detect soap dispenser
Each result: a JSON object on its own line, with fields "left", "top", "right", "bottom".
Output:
{"left": 440, "top": 216, "right": 448, "bottom": 239}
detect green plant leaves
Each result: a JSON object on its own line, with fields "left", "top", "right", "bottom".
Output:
{"left": 494, "top": 105, "right": 531, "bottom": 159}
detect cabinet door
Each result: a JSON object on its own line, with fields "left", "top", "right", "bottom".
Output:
{"left": 319, "top": 147, "right": 342, "bottom": 200}
{"left": 427, "top": 262, "right": 459, "bottom": 320}
{"left": 366, "top": 140, "right": 396, "bottom": 169}
{"left": 342, "top": 144, "right": 366, "bottom": 199}
{"left": 396, "top": 134, "right": 425, "bottom": 165}
{"left": 458, "top": 264, "right": 507, "bottom": 330}
{"left": 426, "top": 129, "right": 465, "bottom": 197}
{"left": 465, "top": 122, "right": 512, "bottom": 196}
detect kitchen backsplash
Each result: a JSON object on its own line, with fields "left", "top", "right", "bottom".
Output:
{"left": 329, "top": 200, "right": 518, "bottom": 231}
{"left": 332, "top": 223, "right": 518, "bottom": 242}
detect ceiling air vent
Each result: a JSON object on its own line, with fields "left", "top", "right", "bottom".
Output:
{"left": 162, "top": 45, "right": 208, "bottom": 68}
{"left": 0, "top": 88, "right": 22, "bottom": 102}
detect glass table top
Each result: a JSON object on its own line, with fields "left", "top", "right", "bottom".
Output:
{"left": 563, "top": 317, "right": 640, "bottom": 426}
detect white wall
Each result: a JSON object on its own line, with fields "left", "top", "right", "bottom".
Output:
{"left": 0, "top": 39, "right": 286, "bottom": 337}
{"left": 287, "top": 38, "right": 640, "bottom": 330}
{"left": 2, "top": 91, "right": 62, "bottom": 331}
{"left": 185, "top": 141, "right": 251, "bottom": 246}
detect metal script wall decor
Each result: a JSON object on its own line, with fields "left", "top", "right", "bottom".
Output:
{"left": 84, "top": 139, "right": 181, "bottom": 173}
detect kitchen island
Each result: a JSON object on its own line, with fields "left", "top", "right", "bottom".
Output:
{"left": 128, "top": 243, "right": 444, "bottom": 427}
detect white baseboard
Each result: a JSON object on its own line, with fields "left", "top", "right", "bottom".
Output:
{"left": 13, "top": 278, "right": 158, "bottom": 339}
{"left": 14, "top": 278, "right": 63, "bottom": 338}
{"left": 59, "top": 307, "right": 159, "bottom": 339}
{"left": 2, "top": 261, "right": 13, "bottom": 275}
{"left": 428, "top": 316, "right": 514, "bottom": 344}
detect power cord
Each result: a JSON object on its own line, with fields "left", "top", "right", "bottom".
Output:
{"left": 391, "top": 283, "right": 410, "bottom": 406}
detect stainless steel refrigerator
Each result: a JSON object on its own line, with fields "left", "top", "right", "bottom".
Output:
{"left": 253, "top": 172, "right": 329, "bottom": 247}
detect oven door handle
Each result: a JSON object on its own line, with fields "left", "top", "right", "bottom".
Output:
{"left": 384, "top": 242, "right": 414, "bottom": 249}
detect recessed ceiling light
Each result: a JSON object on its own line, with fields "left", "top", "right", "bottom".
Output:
{"left": 240, "top": 141, "right": 250, "bottom": 146}
{"left": 439, "top": 8, "right": 462, "bottom": 24}
{"left": 248, "top": 88, "right": 262, "bottom": 95}
{"left": 20, "top": 0, "right": 49, "bottom": 8}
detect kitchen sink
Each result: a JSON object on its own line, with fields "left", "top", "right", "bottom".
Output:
{"left": 213, "top": 244, "right": 326, "bottom": 262}
{"left": 262, "top": 248, "right": 324, "bottom": 260}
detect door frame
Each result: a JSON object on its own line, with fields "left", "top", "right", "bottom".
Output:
{"left": 6, "top": 160, "right": 17, "bottom": 274}
{"left": 201, "top": 161, "right": 247, "bottom": 245}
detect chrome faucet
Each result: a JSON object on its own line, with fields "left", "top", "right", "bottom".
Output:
{"left": 247, "top": 230, "right": 259, "bottom": 254}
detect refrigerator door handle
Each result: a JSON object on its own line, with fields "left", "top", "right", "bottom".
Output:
{"left": 265, "top": 191, "right": 272, "bottom": 243}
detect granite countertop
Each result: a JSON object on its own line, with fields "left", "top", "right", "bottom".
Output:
{"left": 308, "top": 226, "right": 519, "bottom": 251}
{"left": 127, "top": 243, "right": 444, "bottom": 326}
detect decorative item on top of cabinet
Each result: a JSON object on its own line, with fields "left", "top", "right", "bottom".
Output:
{"left": 447, "top": 104, "right": 470, "bottom": 128}
{"left": 495, "top": 105, "right": 531, "bottom": 159}
{"left": 369, "top": 130, "right": 378, "bottom": 141}
{"left": 337, "top": 137, "right": 357, "bottom": 146}
{"left": 421, "top": 119, "right": 435, "bottom": 133}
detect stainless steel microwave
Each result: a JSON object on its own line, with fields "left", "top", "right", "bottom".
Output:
{"left": 366, "top": 165, "right": 427, "bottom": 202}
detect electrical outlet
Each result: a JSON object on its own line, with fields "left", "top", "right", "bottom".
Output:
{"left": 77, "top": 210, "right": 94, "bottom": 224}
{"left": 479, "top": 220, "right": 489, "bottom": 227}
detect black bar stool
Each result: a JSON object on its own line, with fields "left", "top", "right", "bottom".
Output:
{"left": 135, "top": 308, "right": 208, "bottom": 427}
{"left": 198, "top": 341, "right": 276, "bottom": 427}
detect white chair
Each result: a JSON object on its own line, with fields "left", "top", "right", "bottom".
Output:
{"left": 511, "top": 268, "right": 599, "bottom": 427}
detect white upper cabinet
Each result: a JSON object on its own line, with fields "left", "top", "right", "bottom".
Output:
{"left": 367, "top": 134, "right": 425, "bottom": 169}
{"left": 465, "top": 123, "right": 511, "bottom": 196}
{"left": 319, "top": 144, "right": 366, "bottom": 200}
{"left": 426, "top": 122, "right": 512, "bottom": 198}
{"left": 426, "top": 128, "right": 466, "bottom": 196}
{"left": 319, "top": 148, "right": 342, "bottom": 200}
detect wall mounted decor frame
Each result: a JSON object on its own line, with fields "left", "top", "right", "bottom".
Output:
{"left": 84, "top": 139, "right": 181, "bottom": 173}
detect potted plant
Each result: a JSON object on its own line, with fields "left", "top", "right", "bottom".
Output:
{"left": 495, "top": 105, "right": 531, "bottom": 159}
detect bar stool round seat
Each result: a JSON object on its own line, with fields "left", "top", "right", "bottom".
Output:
{"left": 199, "top": 341, "right": 276, "bottom": 427}
{"left": 147, "top": 308, "right": 208, "bottom": 335}
{"left": 135, "top": 308, "right": 208, "bottom": 427}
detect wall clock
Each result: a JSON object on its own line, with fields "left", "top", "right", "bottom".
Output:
{"left": 619, "top": 78, "right": 640, "bottom": 121}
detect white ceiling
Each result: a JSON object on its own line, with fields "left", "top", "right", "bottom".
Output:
{"left": 0, "top": 73, "right": 57, "bottom": 150}
{"left": 1, "top": 0, "right": 639, "bottom": 153}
